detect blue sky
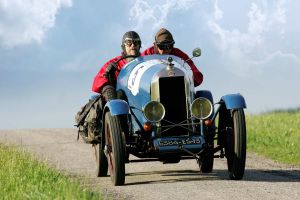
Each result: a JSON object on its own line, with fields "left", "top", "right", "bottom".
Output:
{"left": 0, "top": 0, "right": 299, "bottom": 129}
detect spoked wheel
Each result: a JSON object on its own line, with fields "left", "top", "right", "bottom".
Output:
{"left": 94, "top": 143, "right": 108, "bottom": 177}
{"left": 225, "top": 108, "right": 246, "bottom": 180}
{"left": 104, "top": 111, "right": 126, "bottom": 186}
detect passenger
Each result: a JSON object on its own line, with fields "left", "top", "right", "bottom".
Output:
{"left": 92, "top": 31, "right": 142, "bottom": 101}
{"left": 142, "top": 28, "right": 203, "bottom": 86}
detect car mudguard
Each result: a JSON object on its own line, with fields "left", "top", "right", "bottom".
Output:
{"left": 104, "top": 99, "right": 129, "bottom": 116}
{"left": 221, "top": 93, "right": 246, "bottom": 109}
{"left": 195, "top": 90, "right": 214, "bottom": 103}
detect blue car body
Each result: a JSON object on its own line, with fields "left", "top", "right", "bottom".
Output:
{"left": 98, "top": 49, "right": 248, "bottom": 185}
{"left": 102, "top": 53, "right": 246, "bottom": 159}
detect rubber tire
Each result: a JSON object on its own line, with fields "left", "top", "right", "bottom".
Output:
{"left": 94, "top": 143, "right": 108, "bottom": 177}
{"left": 105, "top": 111, "right": 126, "bottom": 186}
{"left": 199, "top": 144, "right": 214, "bottom": 173}
{"left": 226, "top": 109, "right": 246, "bottom": 180}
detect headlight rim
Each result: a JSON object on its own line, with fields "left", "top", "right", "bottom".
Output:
{"left": 143, "top": 101, "right": 165, "bottom": 123}
{"left": 191, "top": 97, "right": 213, "bottom": 120}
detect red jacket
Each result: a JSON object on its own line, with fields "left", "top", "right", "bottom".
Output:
{"left": 141, "top": 46, "right": 203, "bottom": 86}
{"left": 92, "top": 55, "right": 128, "bottom": 93}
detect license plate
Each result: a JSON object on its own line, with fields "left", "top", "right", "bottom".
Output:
{"left": 158, "top": 137, "right": 202, "bottom": 147}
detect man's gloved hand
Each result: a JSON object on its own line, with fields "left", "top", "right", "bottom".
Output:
{"left": 104, "top": 62, "right": 117, "bottom": 78}
{"left": 101, "top": 85, "right": 117, "bottom": 102}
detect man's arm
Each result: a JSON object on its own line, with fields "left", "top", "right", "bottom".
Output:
{"left": 92, "top": 62, "right": 110, "bottom": 93}
{"left": 172, "top": 48, "right": 203, "bottom": 86}
{"left": 92, "top": 56, "right": 122, "bottom": 93}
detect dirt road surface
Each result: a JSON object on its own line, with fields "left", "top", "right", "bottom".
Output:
{"left": 0, "top": 129, "right": 299, "bottom": 200}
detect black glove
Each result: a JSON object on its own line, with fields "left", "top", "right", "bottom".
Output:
{"left": 104, "top": 62, "right": 117, "bottom": 78}
{"left": 104, "top": 62, "right": 118, "bottom": 87}
{"left": 101, "top": 85, "right": 117, "bottom": 102}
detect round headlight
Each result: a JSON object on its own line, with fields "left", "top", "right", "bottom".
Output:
{"left": 191, "top": 97, "right": 213, "bottom": 119}
{"left": 143, "top": 101, "right": 165, "bottom": 122}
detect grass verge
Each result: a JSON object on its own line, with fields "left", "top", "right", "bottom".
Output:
{"left": 0, "top": 144, "right": 103, "bottom": 200}
{"left": 247, "top": 109, "right": 300, "bottom": 165}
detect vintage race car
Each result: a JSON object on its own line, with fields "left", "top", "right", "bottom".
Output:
{"left": 94, "top": 48, "right": 247, "bottom": 186}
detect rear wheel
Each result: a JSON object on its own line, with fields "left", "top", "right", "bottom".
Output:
{"left": 199, "top": 144, "right": 214, "bottom": 173}
{"left": 196, "top": 90, "right": 215, "bottom": 173}
{"left": 94, "top": 143, "right": 108, "bottom": 177}
{"left": 225, "top": 109, "right": 246, "bottom": 180}
{"left": 104, "top": 111, "right": 126, "bottom": 186}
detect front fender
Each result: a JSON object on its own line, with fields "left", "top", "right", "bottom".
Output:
{"left": 221, "top": 93, "right": 246, "bottom": 109}
{"left": 195, "top": 90, "right": 214, "bottom": 103}
{"left": 104, "top": 99, "right": 129, "bottom": 116}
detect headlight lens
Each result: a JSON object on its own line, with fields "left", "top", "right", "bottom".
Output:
{"left": 191, "top": 97, "right": 213, "bottom": 119}
{"left": 143, "top": 101, "right": 165, "bottom": 122}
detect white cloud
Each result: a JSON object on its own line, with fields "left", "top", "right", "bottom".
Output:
{"left": 0, "top": 0, "right": 72, "bottom": 48}
{"left": 252, "top": 50, "right": 300, "bottom": 78}
{"left": 213, "top": 0, "right": 223, "bottom": 20}
{"left": 248, "top": 0, "right": 286, "bottom": 36}
{"left": 129, "top": 0, "right": 199, "bottom": 31}
{"left": 207, "top": 0, "right": 298, "bottom": 76}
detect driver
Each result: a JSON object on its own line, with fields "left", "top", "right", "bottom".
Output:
{"left": 142, "top": 28, "right": 203, "bottom": 86}
{"left": 75, "top": 31, "right": 141, "bottom": 144}
{"left": 92, "top": 31, "right": 142, "bottom": 101}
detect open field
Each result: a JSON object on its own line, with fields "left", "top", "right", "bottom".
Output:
{"left": 247, "top": 109, "right": 300, "bottom": 165}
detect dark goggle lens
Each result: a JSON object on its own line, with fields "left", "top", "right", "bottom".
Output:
{"left": 157, "top": 42, "right": 174, "bottom": 50}
{"left": 124, "top": 40, "right": 141, "bottom": 46}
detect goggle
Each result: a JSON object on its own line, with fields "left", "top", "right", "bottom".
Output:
{"left": 156, "top": 42, "right": 174, "bottom": 50}
{"left": 124, "top": 39, "right": 141, "bottom": 46}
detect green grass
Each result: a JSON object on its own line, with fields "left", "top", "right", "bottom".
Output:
{"left": 247, "top": 109, "right": 300, "bottom": 165}
{"left": 0, "top": 144, "right": 103, "bottom": 200}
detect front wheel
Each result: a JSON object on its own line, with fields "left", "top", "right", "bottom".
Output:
{"left": 104, "top": 111, "right": 126, "bottom": 186}
{"left": 225, "top": 109, "right": 246, "bottom": 180}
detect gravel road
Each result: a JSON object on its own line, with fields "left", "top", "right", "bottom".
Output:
{"left": 0, "top": 129, "right": 299, "bottom": 200}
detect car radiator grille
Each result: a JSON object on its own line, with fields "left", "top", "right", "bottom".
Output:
{"left": 159, "top": 76, "right": 189, "bottom": 136}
